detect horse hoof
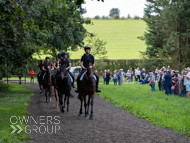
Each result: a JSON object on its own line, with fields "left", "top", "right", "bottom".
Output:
{"left": 46, "top": 99, "right": 48, "bottom": 103}
{"left": 90, "top": 116, "right": 93, "bottom": 120}
{"left": 49, "top": 98, "right": 51, "bottom": 102}
{"left": 62, "top": 107, "right": 65, "bottom": 113}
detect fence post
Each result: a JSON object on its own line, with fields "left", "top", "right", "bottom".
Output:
{"left": 25, "top": 75, "right": 26, "bottom": 84}
{"left": 7, "top": 76, "right": 8, "bottom": 84}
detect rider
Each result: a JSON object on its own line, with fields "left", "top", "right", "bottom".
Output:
{"left": 75, "top": 45, "right": 101, "bottom": 93}
{"left": 58, "top": 51, "right": 75, "bottom": 88}
{"left": 42, "top": 57, "right": 54, "bottom": 80}
{"left": 38, "top": 60, "right": 44, "bottom": 78}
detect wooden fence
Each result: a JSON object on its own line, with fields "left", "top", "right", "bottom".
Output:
{"left": 5, "top": 75, "right": 26, "bottom": 84}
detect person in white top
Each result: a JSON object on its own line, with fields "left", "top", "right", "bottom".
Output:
{"left": 135, "top": 67, "right": 141, "bottom": 83}
{"left": 184, "top": 67, "right": 190, "bottom": 98}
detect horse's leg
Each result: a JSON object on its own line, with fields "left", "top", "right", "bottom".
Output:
{"left": 39, "top": 84, "right": 42, "bottom": 94}
{"left": 45, "top": 88, "right": 48, "bottom": 103}
{"left": 49, "top": 86, "right": 52, "bottom": 102}
{"left": 86, "top": 95, "right": 90, "bottom": 116}
{"left": 54, "top": 88, "right": 59, "bottom": 108}
{"left": 90, "top": 97, "right": 94, "bottom": 119}
{"left": 84, "top": 96, "right": 88, "bottom": 117}
{"left": 58, "top": 91, "right": 64, "bottom": 112}
{"left": 78, "top": 95, "right": 83, "bottom": 116}
{"left": 66, "top": 92, "right": 70, "bottom": 112}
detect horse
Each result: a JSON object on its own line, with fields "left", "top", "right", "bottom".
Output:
{"left": 37, "top": 72, "right": 44, "bottom": 94}
{"left": 57, "top": 65, "right": 72, "bottom": 113}
{"left": 78, "top": 63, "right": 96, "bottom": 119}
{"left": 43, "top": 65, "right": 53, "bottom": 103}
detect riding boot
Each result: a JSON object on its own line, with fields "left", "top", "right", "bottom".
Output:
{"left": 96, "top": 81, "right": 101, "bottom": 92}
{"left": 72, "top": 82, "right": 75, "bottom": 88}
{"left": 75, "top": 80, "right": 80, "bottom": 93}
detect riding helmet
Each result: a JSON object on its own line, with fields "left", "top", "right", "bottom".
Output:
{"left": 40, "top": 60, "right": 44, "bottom": 63}
{"left": 65, "top": 52, "right": 68, "bottom": 55}
{"left": 84, "top": 45, "right": 90, "bottom": 51}
{"left": 61, "top": 51, "right": 65, "bottom": 56}
{"left": 58, "top": 52, "right": 62, "bottom": 57}
{"left": 46, "top": 56, "right": 50, "bottom": 59}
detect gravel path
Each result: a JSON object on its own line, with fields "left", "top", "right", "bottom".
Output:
{"left": 25, "top": 83, "right": 190, "bottom": 143}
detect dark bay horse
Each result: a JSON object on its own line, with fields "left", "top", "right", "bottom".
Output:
{"left": 43, "top": 65, "right": 52, "bottom": 103}
{"left": 78, "top": 63, "right": 96, "bottom": 119}
{"left": 57, "top": 65, "right": 72, "bottom": 113}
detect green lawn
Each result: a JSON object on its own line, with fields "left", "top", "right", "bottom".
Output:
{"left": 69, "top": 20, "right": 146, "bottom": 59}
{"left": 0, "top": 83, "right": 35, "bottom": 142}
{"left": 97, "top": 82, "right": 190, "bottom": 137}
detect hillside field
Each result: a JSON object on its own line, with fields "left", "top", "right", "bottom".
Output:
{"left": 69, "top": 19, "right": 147, "bottom": 59}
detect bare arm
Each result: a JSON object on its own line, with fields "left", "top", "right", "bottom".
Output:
{"left": 81, "top": 61, "right": 85, "bottom": 69}
{"left": 66, "top": 63, "right": 71, "bottom": 70}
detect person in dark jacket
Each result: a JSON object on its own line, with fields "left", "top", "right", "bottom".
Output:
{"left": 164, "top": 71, "right": 172, "bottom": 95}
{"left": 106, "top": 69, "right": 111, "bottom": 85}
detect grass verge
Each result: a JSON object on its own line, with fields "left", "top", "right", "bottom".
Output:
{"left": 97, "top": 82, "right": 190, "bottom": 136}
{"left": 0, "top": 83, "right": 35, "bottom": 142}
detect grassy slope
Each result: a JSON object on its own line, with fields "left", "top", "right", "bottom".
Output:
{"left": 97, "top": 82, "right": 190, "bottom": 136}
{"left": 0, "top": 83, "right": 35, "bottom": 142}
{"left": 69, "top": 20, "right": 146, "bottom": 59}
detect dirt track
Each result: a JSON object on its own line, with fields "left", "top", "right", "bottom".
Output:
{"left": 25, "top": 83, "right": 190, "bottom": 143}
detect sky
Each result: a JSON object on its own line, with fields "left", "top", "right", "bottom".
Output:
{"left": 82, "top": 0, "right": 147, "bottom": 18}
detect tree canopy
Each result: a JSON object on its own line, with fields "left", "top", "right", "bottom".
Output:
{"left": 0, "top": 0, "right": 105, "bottom": 78}
{"left": 109, "top": 8, "right": 120, "bottom": 18}
{"left": 142, "top": 0, "right": 190, "bottom": 71}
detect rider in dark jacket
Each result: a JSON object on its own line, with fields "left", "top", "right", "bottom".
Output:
{"left": 58, "top": 51, "right": 75, "bottom": 88}
{"left": 75, "top": 45, "right": 101, "bottom": 93}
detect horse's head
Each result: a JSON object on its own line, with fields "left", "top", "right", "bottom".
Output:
{"left": 46, "top": 64, "right": 51, "bottom": 74}
{"left": 86, "top": 62, "right": 94, "bottom": 77}
{"left": 60, "top": 65, "right": 68, "bottom": 80}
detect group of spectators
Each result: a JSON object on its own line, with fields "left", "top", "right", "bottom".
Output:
{"left": 102, "top": 65, "right": 190, "bottom": 97}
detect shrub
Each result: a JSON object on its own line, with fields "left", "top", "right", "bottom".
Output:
{"left": 94, "top": 15, "right": 100, "bottom": 19}
{"left": 113, "top": 14, "right": 120, "bottom": 19}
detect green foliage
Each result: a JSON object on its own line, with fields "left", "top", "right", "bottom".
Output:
{"left": 94, "top": 15, "right": 100, "bottom": 19}
{"left": 0, "top": 82, "right": 11, "bottom": 92}
{"left": 109, "top": 8, "right": 120, "bottom": 18}
{"left": 113, "top": 14, "right": 120, "bottom": 19}
{"left": 134, "top": 15, "right": 140, "bottom": 20}
{"left": 85, "top": 34, "right": 107, "bottom": 59}
{"left": 0, "top": 0, "right": 91, "bottom": 78}
{"left": 142, "top": 0, "right": 190, "bottom": 71}
{"left": 0, "top": 83, "right": 35, "bottom": 142}
{"left": 97, "top": 83, "right": 190, "bottom": 137}
{"left": 127, "top": 14, "right": 131, "bottom": 19}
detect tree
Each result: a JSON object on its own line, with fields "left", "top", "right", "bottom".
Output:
{"left": 85, "top": 34, "right": 107, "bottom": 59}
{"left": 109, "top": 8, "right": 120, "bottom": 18}
{"left": 113, "top": 14, "right": 120, "bottom": 19}
{"left": 127, "top": 14, "right": 131, "bottom": 19}
{"left": 94, "top": 15, "right": 100, "bottom": 19}
{"left": 0, "top": 0, "right": 91, "bottom": 79}
{"left": 141, "top": 0, "right": 190, "bottom": 71}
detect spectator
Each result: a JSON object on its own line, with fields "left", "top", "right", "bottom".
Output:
{"left": 120, "top": 69, "right": 125, "bottom": 86}
{"left": 164, "top": 71, "right": 172, "bottom": 95}
{"left": 129, "top": 68, "right": 133, "bottom": 82}
{"left": 103, "top": 70, "right": 107, "bottom": 84}
{"left": 157, "top": 70, "right": 163, "bottom": 91}
{"left": 184, "top": 67, "right": 190, "bottom": 98}
{"left": 180, "top": 70, "right": 187, "bottom": 97}
{"left": 106, "top": 69, "right": 111, "bottom": 85}
{"left": 30, "top": 69, "right": 35, "bottom": 84}
{"left": 118, "top": 70, "right": 121, "bottom": 85}
{"left": 172, "top": 74, "right": 179, "bottom": 96}
{"left": 155, "top": 69, "right": 158, "bottom": 81}
{"left": 149, "top": 72, "right": 156, "bottom": 91}
{"left": 139, "top": 74, "right": 149, "bottom": 84}
{"left": 135, "top": 67, "right": 141, "bottom": 83}
{"left": 112, "top": 71, "right": 118, "bottom": 85}
{"left": 19, "top": 70, "right": 23, "bottom": 85}
{"left": 126, "top": 70, "right": 131, "bottom": 84}
{"left": 167, "top": 65, "right": 171, "bottom": 71}
{"left": 141, "top": 68, "right": 147, "bottom": 79}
